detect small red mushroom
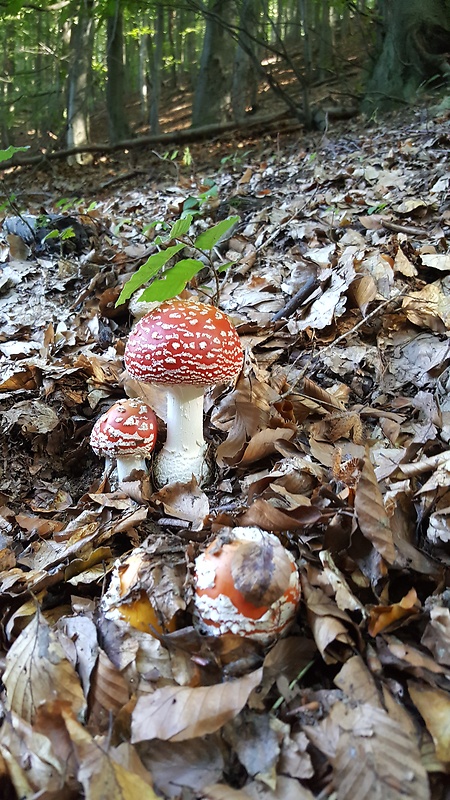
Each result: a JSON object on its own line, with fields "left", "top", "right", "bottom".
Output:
{"left": 90, "top": 397, "right": 157, "bottom": 483}
{"left": 124, "top": 299, "right": 244, "bottom": 487}
{"left": 193, "top": 527, "right": 301, "bottom": 644}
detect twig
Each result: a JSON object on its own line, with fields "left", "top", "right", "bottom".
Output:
{"left": 272, "top": 274, "right": 319, "bottom": 321}
{"left": 281, "top": 289, "right": 405, "bottom": 397}
{"left": 380, "top": 219, "right": 427, "bottom": 236}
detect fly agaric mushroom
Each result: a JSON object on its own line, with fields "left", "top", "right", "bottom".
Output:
{"left": 90, "top": 397, "right": 157, "bottom": 483}
{"left": 193, "top": 527, "right": 300, "bottom": 644}
{"left": 124, "top": 299, "right": 244, "bottom": 487}
{"left": 102, "top": 549, "right": 177, "bottom": 635}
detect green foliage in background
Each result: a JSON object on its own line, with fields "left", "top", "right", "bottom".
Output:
{"left": 0, "top": 145, "right": 29, "bottom": 164}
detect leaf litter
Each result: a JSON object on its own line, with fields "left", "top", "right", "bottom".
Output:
{"left": 1, "top": 107, "right": 450, "bottom": 798}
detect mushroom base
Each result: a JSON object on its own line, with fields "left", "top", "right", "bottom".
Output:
{"left": 152, "top": 444, "right": 213, "bottom": 488}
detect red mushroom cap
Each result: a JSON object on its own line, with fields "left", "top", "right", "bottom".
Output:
{"left": 90, "top": 398, "right": 157, "bottom": 457}
{"left": 124, "top": 299, "right": 244, "bottom": 386}
{"left": 193, "top": 527, "right": 301, "bottom": 643}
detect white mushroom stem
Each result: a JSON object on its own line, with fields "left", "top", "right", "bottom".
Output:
{"left": 153, "top": 384, "right": 211, "bottom": 487}
{"left": 116, "top": 455, "right": 148, "bottom": 483}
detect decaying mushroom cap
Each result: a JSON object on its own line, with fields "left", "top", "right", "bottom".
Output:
{"left": 124, "top": 299, "right": 244, "bottom": 386}
{"left": 90, "top": 397, "right": 157, "bottom": 458}
{"left": 193, "top": 527, "right": 301, "bottom": 644}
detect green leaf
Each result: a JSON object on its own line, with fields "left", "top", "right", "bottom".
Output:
{"left": 170, "top": 214, "right": 193, "bottom": 240}
{"left": 194, "top": 216, "right": 239, "bottom": 250}
{"left": 138, "top": 258, "right": 203, "bottom": 303}
{"left": 42, "top": 229, "right": 60, "bottom": 242}
{"left": 115, "top": 244, "right": 185, "bottom": 307}
{"left": 217, "top": 260, "right": 234, "bottom": 273}
{"left": 61, "top": 227, "right": 76, "bottom": 240}
{"left": 183, "top": 196, "right": 200, "bottom": 211}
{"left": 0, "top": 145, "right": 29, "bottom": 164}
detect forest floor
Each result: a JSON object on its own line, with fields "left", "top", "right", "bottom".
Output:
{"left": 1, "top": 97, "right": 450, "bottom": 800}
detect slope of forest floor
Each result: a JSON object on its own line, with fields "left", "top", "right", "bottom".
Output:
{"left": 1, "top": 100, "right": 450, "bottom": 800}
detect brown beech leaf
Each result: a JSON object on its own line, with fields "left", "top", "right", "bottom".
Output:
{"left": 3, "top": 611, "right": 86, "bottom": 723}
{"left": 331, "top": 705, "right": 429, "bottom": 800}
{"left": 61, "top": 707, "right": 158, "bottom": 799}
{"left": 354, "top": 453, "right": 396, "bottom": 564}
{"left": 304, "top": 702, "right": 429, "bottom": 800}
{"left": 408, "top": 682, "right": 450, "bottom": 763}
{"left": 237, "top": 498, "right": 322, "bottom": 532}
{"left": 301, "top": 376, "right": 346, "bottom": 412}
{"left": 89, "top": 648, "right": 130, "bottom": 721}
{"left": 0, "top": 711, "right": 72, "bottom": 796}
{"left": 349, "top": 274, "right": 378, "bottom": 315}
{"left": 368, "top": 588, "right": 421, "bottom": 637}
{"left": 139, "top": 736, "right": 224, "bottom": 796}
{"left": 131, "top": 667, "right": 263, "bottom": 743}
{"left": 152, "top": 476, "right": 209, "bottom": 530}
{"left": 301, "top": 575, "right": 356, "bottom": 664}
{"left": 421, "top": 604, "right": 450, "bottom": 667}
{"left": 214, "top": 371, "right": 277, "bottom": 465}
{"left": 237, "top": 427, "right": 295, "bottom": 466}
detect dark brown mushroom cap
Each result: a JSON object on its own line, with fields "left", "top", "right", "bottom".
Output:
{"left": 124, "top": 300, "right": 244, "bottom": 386}
{"left": 90, "top": 398, "right": 157, "bottom": 457}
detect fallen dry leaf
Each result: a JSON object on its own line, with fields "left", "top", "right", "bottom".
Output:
{"left": 3, "top": 611, "right": 86, "bottom": 723}
{"left": 368, "top": 588, "right": 421, "bottom": 637}
{"left": 132, "top": 667, "right": 263, "bottom": 742}
{"left": 354, "top": 452, "right": 396, "bottom": 564}
{"left": 408, "top": 682, "right": 450, "bottom": 763}
{"left": 153, "top": 476, "right": 209, "bottom": 530}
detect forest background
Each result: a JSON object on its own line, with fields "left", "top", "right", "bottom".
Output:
{"left": 1, "top": 0, "right": 450, "bottom": 163}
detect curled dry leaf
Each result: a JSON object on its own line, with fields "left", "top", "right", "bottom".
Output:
{"left": 408, "top": 682, "right": 450, "bottom": 763}
{"left": 237, "top": 498, "right": 322, "bottom": 532}
{"left": 152, "top": 476, "right": 209, "bottom": 530}
{"left": 402, "top": 279, "right": 450, "bottom": 332}
{"left": 368, "top": 588, "right": 421, "bottom": 637}
{"left": 237, "top": 427, "right": 295, "bottom": 467}
{"left": 421, "top": 604, "right": 450, "bottom": 667}
{"left": 3, "top": 611, "right": 86, "bottom": 723}
{"left": 301, "top": 376, "right": 346, "bottom": 412}
{"left": 354, "top": 453, "right": 396, "bottom": 564}
{"left": 301, "top": 574, "right": 357, "bottom": 664}
{"left": 349, "top": 273, "right": 378, "bottom": 315}
{"left": 319, "top": 551, "right": 367, "bottom": 617}
{"left": 213, "top": 371, "right": 277, "bottom": 465}
{"left": 132, "top": 667, "right": 263, "bottom": 743}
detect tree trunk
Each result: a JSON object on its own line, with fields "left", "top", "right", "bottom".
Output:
{"left": 363, "top": 0, "right": 450, "bottom": 112}
{"left": 106, "top": 3, "right": 130, "bottom": 143}
{"left": 139, "top": 32, "right": 149, "bottom": 118}
{"left": 231, "top": 0, "right": 261, "bottom": 122}
{"left": 318, "top": 0, "right": 333, "bottom": 80}
{"left": 191, "top": 0, "right": 234, "bottom": 127}
{"left": 1, "top": 22, "right": 15, "bottom": 147}
{"left": 66, "top": 0, "right": 95, "bottom": 165}
{"left": 149, "top": 2, "right": 164, "bottom": 135}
